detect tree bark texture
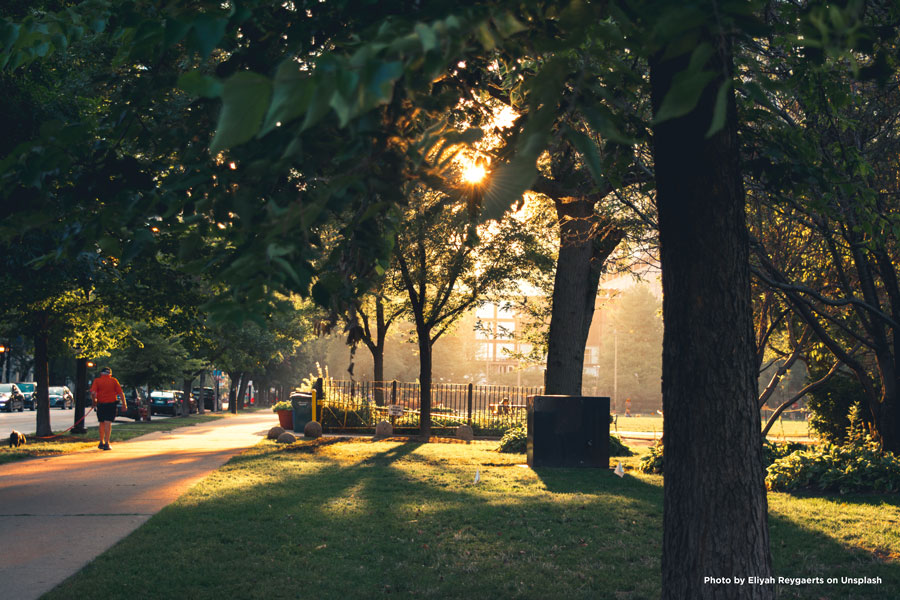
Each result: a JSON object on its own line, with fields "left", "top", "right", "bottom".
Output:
{"left": 545, "top": 197, "right": 623, "bottom": 395}
{"left": 651, "top": 37, "right": 774, "bottom": 599}
{"left": 72, "top": 357, "right": 88, "bottom": 433}
{"left": 417, "top": 329, "right": 432, "bottom": 438}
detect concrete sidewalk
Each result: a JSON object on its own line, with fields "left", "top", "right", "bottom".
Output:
{"left": 0, "top": 411, "right": 274, "bottom": 600}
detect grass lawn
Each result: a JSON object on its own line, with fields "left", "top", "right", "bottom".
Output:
{"left": 615, "top": 415, "right": 811, "bottom": 439}
{"left": 44, "top": 438, "right": 898, "bottom": 599}
{"left": 0, "top": 414, "right": 224, "bottom": 465}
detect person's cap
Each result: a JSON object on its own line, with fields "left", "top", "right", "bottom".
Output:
{"left": 100, "top": 367, "right": 111, "bottom": 374}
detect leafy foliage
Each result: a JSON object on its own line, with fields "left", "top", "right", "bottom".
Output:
{"left": 497, "top": 425, "right": 526, "bottom": 453}
{"left": 609, "top": 435, "right": 634, "bottom": 457}
{"left": 766, "top": 439, "right": 900, "bottom": 494}
{"left": 805, "top": 373, "right": 867, "bottom": 445}
{"left": 638, "top": 441, "right": 664, "bottom": 474}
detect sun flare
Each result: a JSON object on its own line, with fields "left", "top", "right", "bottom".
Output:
{"left": 462, "top": 161, "right": 487, "bottom": 184}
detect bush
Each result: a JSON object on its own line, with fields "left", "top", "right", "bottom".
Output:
{"left": 498, "top": 427, "right": 526, "bottom": 453}
{"left": 320, "top": 402, "right": 374, "bottom": 429}
{"left": 609, "top": 435, "right": 634, "bottom": 457}
{"left": 272, "top": 401, "right": 292, "bottom": 412}
{"left": 766, "top": 405, "right": 900, "bottom": 493}
{"left": 766, "top": 439, "right": 900, "bottom": 493}
{"left": 638, "top": 442, "right": 664, "bottom": 474}
{"left": 805, "top": 372, "right": 866, "bottom": 444}
{"left": 762, "top": 440, "right": 805, "bottom": 465}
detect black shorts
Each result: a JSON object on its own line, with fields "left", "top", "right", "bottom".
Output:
{"left": 96, "top": 402, "right": 118, "bottom": 422}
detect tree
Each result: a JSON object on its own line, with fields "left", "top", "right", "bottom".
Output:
{"left": 394, "top": 185, "right": 541, "bottom": 436}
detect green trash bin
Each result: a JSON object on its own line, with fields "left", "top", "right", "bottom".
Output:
{"left": 291, "top": 392, "right": 313, "bottom": 434}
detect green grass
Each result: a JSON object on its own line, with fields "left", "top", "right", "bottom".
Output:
{"left": 615, "top": 415, "right": 811, "bottom": 438}
{"left": 0, "top": 414, "right": 224, "bottom": 465}
{"left": 45, "top": 439, "right": 899, "bottom": 599}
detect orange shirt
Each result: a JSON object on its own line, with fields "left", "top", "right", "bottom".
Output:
{"left": 90, "top": 374, "right": 124, "bottom": 404}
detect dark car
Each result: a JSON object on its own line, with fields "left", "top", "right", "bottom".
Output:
{"left": 48, "top": 386, "right": 74, "bottom": 409}
{"left": 16, "top": 382, "right": 36, "bottom": 410}
{"left": 117, "top": 387, "right": 150, "bottom": 421}
{"left": 0, "top": 383, "right": 25, "bottom": 412}
{"left": 150, "top": 390, "right": 195, "bottom": 416}
{"left": 192, "top": 387, "right": 215, "bottom": 410}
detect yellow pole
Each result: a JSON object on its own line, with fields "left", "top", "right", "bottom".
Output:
{"left": 311, "top": 389, "right": 317, "bottom": 422}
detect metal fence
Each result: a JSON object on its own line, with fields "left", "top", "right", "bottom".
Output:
{"left": 316, "top": 380, "right": 544, "bottom": 434}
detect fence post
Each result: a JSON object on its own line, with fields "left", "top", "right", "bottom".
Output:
{"left": 467, "top": 383, "right": 474, "bottom": 426}
{"left": 391, "top": 380, "right": 397, "bottom": 404}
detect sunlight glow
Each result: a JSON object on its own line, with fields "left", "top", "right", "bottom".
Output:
{"left": 462, "top": 161, "right": 487, "bottom": 184}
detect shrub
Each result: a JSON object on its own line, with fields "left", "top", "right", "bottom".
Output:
{"left": 609, "top": 435, "right": 634, "bottom": 457}
{"left": 272, "top": 401, "right": 293, "bottom": 412}
{"left": 498, "top": 427, "right": 527, "bottom": 453}
{"left": 638, "top": 442, "right": 664, "bottom": 474}
{"left": 805, "top": 372, "right": 866, "bottom": 444}
{"left": 765, "top": 439, "right": 900, "bottom": 493}
{"left": 320, "top": 402, "right": 374, "bottom": 429}
{"left": 766, "top": 406, "right": 900, "bottom": 493}
{"left": 762, "top": 440, "right": 805, "bottom": 465}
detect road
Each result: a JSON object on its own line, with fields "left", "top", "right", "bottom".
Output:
{"left": 0, "top": 407, "right": 104, "bottom": 436}
{"left": 0, "top": 410, "right": 271, "bottom": 600}
{"left": 0, "top": 406, "right": 232, "bottom": 437}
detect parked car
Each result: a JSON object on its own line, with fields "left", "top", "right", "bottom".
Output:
{"left": 192, "top": 387, "right": 215, "bottom": 410}
{"left": 150, "top": 390, "right": 195, "bottom": 416}
{"left": 117, "top": 387, "right": 150, "bottom": 421}
{"left": 48, "top": 386, "right": 74, "bottom": 409}
{"left": 0, "top": 383, "right": 25, "bottom": 412}
{"left": 16, "top": 382, "right": 36, "bottom": 410}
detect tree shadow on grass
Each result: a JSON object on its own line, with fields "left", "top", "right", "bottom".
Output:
{"left": 43, "top": 439, "right": 900, "bottom": 600}
{"left": 769, "top": 512, "right": 900, "bottom": 599}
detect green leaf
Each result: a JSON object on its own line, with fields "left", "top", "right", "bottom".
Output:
{"left": 564, "top": 127, "right": 604, "bottom": 185}
{"left": 705, "top": 79, "right": 731, "bottom": 138}
{"left": 475, "top": 22, "right": 497, "bottom": 50}
{"left": 210, "top": 71, "right": 273, "bottom": 153}
{"left": 492, "top": 11, "right": 527, "bottom": 38}
{"left": 189, "top": 14, "right": 228, "bottom": 58}
{"left": 178, "top": 71, "right": 223, "bottom": 99}
{"left": 261, "top": 61, "right": 314, "bottom": 135}
{"left": 365, "top": 60, "right": 403, "bottom": 106}
{"left": 415, "top": 22, "right": 437, "bottom": 52}
{"left": 652, "top": 44, "right": 717, "bottom": 125}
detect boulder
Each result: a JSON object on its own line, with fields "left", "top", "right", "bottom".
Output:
{"left": 456, "top": 424, "right": 474, "bottom": 441}
{"left": 303, "top": 420, "right": 323, "bottom": 439}
{"left": 276, "top": 431, "right": 297, "bottom": 444}
{"left": 268, "top": 426, "right": 285, "bottom": 440}
{"left": 374, "top": 420, "right": 393, "bottom": 439}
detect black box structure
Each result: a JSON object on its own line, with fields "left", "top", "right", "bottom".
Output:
{"left": 527, "top": 395, "right": 611, "bottom": 468}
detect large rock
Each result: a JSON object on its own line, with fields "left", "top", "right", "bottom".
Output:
{"left": 456, "top": 425, "right": 474, "bottom": 441}
{"left": 374, "top": 420, "right": 393, "bottom": 439}
{"left": 304, "top": 421, "right": 323, "bottom": 439}
{"left": 276, "top": 431, "right": 297, "bottom": 444}
{"left": 268, "top": 426, "right": 285, "bottom": 440}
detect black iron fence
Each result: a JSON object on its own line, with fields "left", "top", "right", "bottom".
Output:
{"left": 315, "top": 380, "right": 543, "bottom": 434}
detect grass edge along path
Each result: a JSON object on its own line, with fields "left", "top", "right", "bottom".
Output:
{"left": 45, "top": 438, "right": 899, "bottom": 600}
{"left": 0, "top": 414, "right": 224, "bottom": 465}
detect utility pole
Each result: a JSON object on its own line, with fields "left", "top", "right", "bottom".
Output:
{"left": 613, "top": 329, "right": 618, "bottom": 414}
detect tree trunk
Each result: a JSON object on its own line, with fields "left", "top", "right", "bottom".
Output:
{"left": 417, "top": 330, "right": 433, "bottom": 439}
{"left": 651, "top": 35, "right": 773, "bottom": 599}
{"left": 182, "top": 378, "right": 192, "bottom": 416}
{"left": 228, "top": 372, "right": 239, "bottom": 414}
{"left": 72, "top": 357, "right": 88, "bottom": 434}
{"left": 236, "top": 372, "right": 249, "bottom": 412}
{"left": 545, "top": 197, "right": 623, "bottom": 395}
{"left": 34, "top": 320, "right": 51, "bottom": 438}
{"left": 373, "top": 351, "right": 386, "bottom": 406}
{"left": 197, "top": 371, "right": 206, "bottom": 414}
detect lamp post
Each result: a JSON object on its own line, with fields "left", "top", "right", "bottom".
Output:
{"left": 0, "top": 345, "right": 6, "bottom": 383}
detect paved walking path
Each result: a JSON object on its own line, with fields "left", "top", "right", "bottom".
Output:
{"left": 0, "top": 411, "right": 273, "bottom": 600}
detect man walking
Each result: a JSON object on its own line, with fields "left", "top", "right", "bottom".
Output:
{"left": 90, "top": 367, "right": 126, "bottom": 450}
